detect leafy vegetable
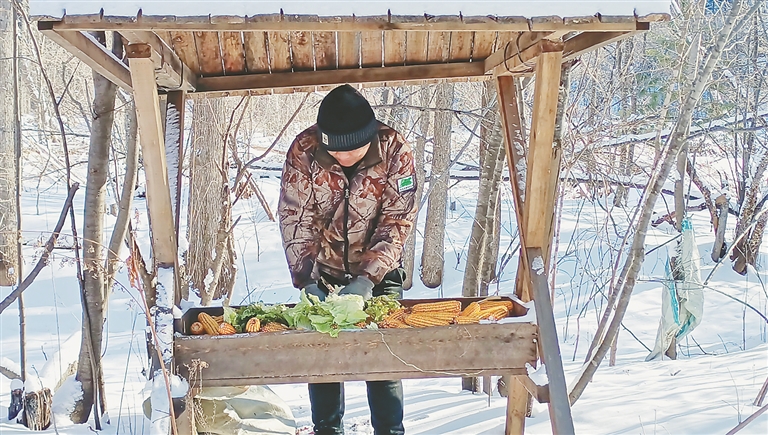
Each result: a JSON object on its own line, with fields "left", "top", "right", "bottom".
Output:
{"left": 364, "top": 294, "right": 402, "bottom": 323}
{"left": 284, "top": 290, "right": 369, "bottom": 337}
{"left": 233, "top": 303, "right": 289, "bottom": 332}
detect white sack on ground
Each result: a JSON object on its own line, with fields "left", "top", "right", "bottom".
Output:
{"left": 144, "top": 385, "right": 295, "bottom": 435}
{"left": 647, "top": 218, "right": 704, "bottom": 361}
{"left": 195, "top": 386, "right": 295, "bottom": 435}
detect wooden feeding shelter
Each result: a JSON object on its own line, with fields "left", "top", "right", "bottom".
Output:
{"left": 33, "top": 1, "right": 671, "bottom": 433}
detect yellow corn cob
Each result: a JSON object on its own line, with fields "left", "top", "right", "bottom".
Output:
{"left": 478, "top": 300, "right": 515, "bottom": 312}
{"left": 189, "top": 321, "right": 205, "bottom": 335}
{"left": 460, "top": 302, "right": 481, "bottom": 318}
{"left": 404, "top": 313, "right": 453, "bottom": 328}
{"left": 383, "top": 308, "right": 407, "bottom": 323}
{"left": 478, "top": 305, "right": 509, "bottom": 320}
{"left": 245, "top": 317, "right": 261, "bottom": 333}
{"left": 454, "top": 316, "right": 480, "bottom": 325}
{"left": 197, "top": 312, "right": 220, "bottom": 335}
{"left": 219, "top": 322, "right": 237, "bottom": 335}
{"left": 379, "top": 318, "right": 411, "bottom": 328}
{"left": 411, "top": 300, "right": 461, "bottom": 315}
{"left": 261, "top": 322, "right": 289, "bottom": 332}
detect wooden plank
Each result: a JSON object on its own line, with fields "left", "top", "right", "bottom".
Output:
{"left": 337, "top": 29, "right": 360, "bottom": 69}
{"left": 119, "top": 30, "right": 197, "bottom": 91}
{"left": 175, "top": 322, "right": 538, "bottom": 386}
{"left": 168, "top": 31, "right": 200, "bottom": 75}
{"left": 514, "top": 374, "right": 550, "bottom": 403}
{"left": 471, "top": 31, "right": 497, "bottom": 60}
{"left": 561, "top": 28, "right": 646, "bottom": 62}
{"left": 383, "top": 30, "right": 406, "bottom": 66}
{"left": 426, "top": 31, "right": 451, "bottom": 63}
{"left": 267, "top": 31, "right": 292, "bottom": 72}
{"left": 527, "top": 246, "right": 575, "bottom": 435}
{"left": 360, "top": 28, "right": 383, "bottom": 68}
{"left": 290, "top": 30, "right": 314, "bottom": 71}
{"left": 243, "top": 31, "right": 270, "bottom": 73}
{"left": 405, "top": 31, "right": 428, "bottom": 65}
{"left": 193, "top": 31, "right": 223, "bottom": 75}
{"left": 448, "top": 31, "right": 473, "bottom": 62}
{"left": 50, "top": 17, "right": 540, "bottom": 32}
{"left": 196, "top": 61, "right": 486, "bottom": 93}
{"left": 505, "top": 377, "right": 529, "bottom": 435}
{"left": 127, "top": 47, "right": 177, "bottom": 267}
{"left": 524, "top": 50, "right": 562, "bottom": 249}
{"left": 495, "top": 74, "right": 530, "bottom": 303}
{"left": 313, "top": 31, "right": 337, "bottom": 70}
{"left": 219, "top": 31, "right": 247, "bottom": 74}
{"left": 37, "top": 23, "right": 132, "bottom": 91}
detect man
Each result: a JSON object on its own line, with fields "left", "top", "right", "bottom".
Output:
{"left": 278, "top": 84, "right": 417, "bottom": 435}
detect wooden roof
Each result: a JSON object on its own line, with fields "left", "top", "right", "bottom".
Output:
{"left": 33, "top": 3, "right": 670, "bottom": 96}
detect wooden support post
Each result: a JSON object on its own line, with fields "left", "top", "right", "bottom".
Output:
{"left": 495, "top": 69, "right": 531, "bottom": 435}
{"left": 128, "top": 43, "right": 182, "bottom": 434}
{"left": 497, "top": 46, "right": 572, "bottom": 434}
{"left": 527, "top": 247, "right": 575, "bottom": 435}
{"left": 127, "top": 43, "right": 178, "bottom": 268}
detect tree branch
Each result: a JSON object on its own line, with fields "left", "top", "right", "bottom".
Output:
{"left": 0, "top": 183, "right": 79, "bottom": 315}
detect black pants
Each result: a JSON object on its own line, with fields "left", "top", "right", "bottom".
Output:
{"left": 311, "top": 268, "right": 406, "bottom": 435}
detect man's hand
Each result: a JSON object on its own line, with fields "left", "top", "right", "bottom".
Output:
{"left": 339, "top": 276, "right": 375, "bottom": 300}
{"left": 302, "top": 283, "right": 327, "bottom": 301}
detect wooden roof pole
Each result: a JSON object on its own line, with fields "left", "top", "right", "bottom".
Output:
{"left": 37, "top": 22, "right": 132, "bottom": 91}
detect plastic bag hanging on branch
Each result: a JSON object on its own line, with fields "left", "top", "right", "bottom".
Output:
{"left": 646, "top": 218, "right": 704, "bottom": 361}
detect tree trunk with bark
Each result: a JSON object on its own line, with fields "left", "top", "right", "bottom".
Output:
{"left": 104, "top": 104, "right": 138, "bottom": 304}
{"left": 462, "top": 82, "right": 503, "bottom": 299}
{"left": 71, "top": 31, "right": 119, "bottom": 425}
{"left": 187, "top": 98, "right": 234, "bottom": 305}
{"left": 461, "top": 83, "right": 503, "bottom": 392}
{"left": 420, "top": 83, "right": 454, "bottom": 288}
{"left": 402, "top": 86, "right": 430, "bottom": 289}
{"left": 570, "top": 0, "right": 746, "bottom": 405}
{"left": 0, "top": 0, "right": 19, "bottom": 287}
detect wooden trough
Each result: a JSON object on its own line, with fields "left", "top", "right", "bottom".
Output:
{"left": 34, "top": 1, "right": 671, "bottom": 433}
{"left": 175, "top": 297, "right": 538, "bottom": 387}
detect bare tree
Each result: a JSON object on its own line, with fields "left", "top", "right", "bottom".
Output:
{"left": 420, "top": 82, "right": 454, "bottom": 288}
{"left": 0, "top": 0, "right": 19, "bottom": 287}
{"left": 403, "top": 86, "right": 430, "bottom": 289}
{"left": 186, "top": 97, "right": 235, "bottom": 305}
{"left": 71, "top": 31, "right": 120, "bottom": 425}
{"left": 570, "top": 0, "right": 751, "bottom": 404}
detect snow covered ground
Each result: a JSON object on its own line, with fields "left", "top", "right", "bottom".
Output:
{"left": 1, "top": 174, "right": 767, "bottom": 434}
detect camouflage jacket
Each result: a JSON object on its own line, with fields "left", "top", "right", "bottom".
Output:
{"left": 278, "top": 123, "right": 418, "bottom": 289}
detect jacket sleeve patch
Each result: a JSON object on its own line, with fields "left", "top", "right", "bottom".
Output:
{"left": 397, "top": 175, "right": 415, "bottom": 193}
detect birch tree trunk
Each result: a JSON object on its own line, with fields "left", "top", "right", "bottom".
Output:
{"left": 462, "top": 82, "right": 502, "bottom": 298}
{"left": 402, "top": 86, "right": 430, "bottom": 289}
{"left": 187, "top": 98, "right": 234, "bottom": 305}
{"left": 570, "top": 0, "right": 746, "bottom": 405}
{"left": 0, "top": 0, "right": 18, "bottom": 287}
{"left": 104, "top": 104, "right": 138, "bottom": 304}
{"left": 71, "top": 31, "right": 119, "bottom": 424}
{"left": 420, "top": 83, "right": 453, "bottom": 288}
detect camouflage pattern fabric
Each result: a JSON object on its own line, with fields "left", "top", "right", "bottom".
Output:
{"left": 278, "top": 123, "right": 417, "bottom": 288}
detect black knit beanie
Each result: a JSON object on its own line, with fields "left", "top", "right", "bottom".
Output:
{"left": 317, "top": 84, "right": 379, "bottom": 151}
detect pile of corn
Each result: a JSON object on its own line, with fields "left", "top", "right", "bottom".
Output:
{"left": 378, "top": 299, "right": 514, "bottom": 329}
{"left": 190, "top": 312, "right": 289, "bottom": 335}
